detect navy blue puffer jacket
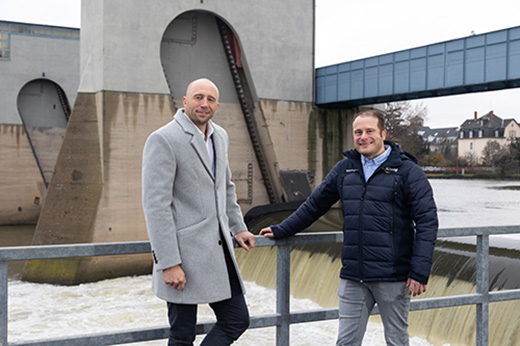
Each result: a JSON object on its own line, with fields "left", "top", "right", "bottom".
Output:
{"left": 271, "top": 141, "right": 438, "bottom": 284}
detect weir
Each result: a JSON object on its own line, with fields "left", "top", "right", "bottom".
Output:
{"left": 238, "top": 205, "right": 520, "bottom": 346}
{"left": 236, "top": 239, "right": 520, "bottom": 345}
{"left": 2, "top": 227, "right": 520, "bottom": 346}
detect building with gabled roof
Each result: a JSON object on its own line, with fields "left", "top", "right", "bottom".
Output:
{"left": 458, "top": 110, "right": 520, "bottom": 164}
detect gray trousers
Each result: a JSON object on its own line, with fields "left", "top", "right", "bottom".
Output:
{"left": 337, "top": 279, "right": 411, "bottom": 346}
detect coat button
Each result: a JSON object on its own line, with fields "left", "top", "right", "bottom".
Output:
{"left": 218, "top": 240, "right": 222, "bottom": 245}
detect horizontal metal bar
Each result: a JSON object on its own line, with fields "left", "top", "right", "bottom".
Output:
{"left": 8, "top": 327, "right": 169, "bottom": 346}
{"left": 410, "top": 294, "right": 482, "bottom": 311}
{"left": 265, "top": 232, "right": 344, "bottom": 246}
{"left": 437, "top": 225, "right": 520, "bottom": 237}
{"left": 249, "top": 314, "right": 282, "bottom": 329}
{"left": 7, "top": 314, "right": 282, "bottom": 346}
{"left": 489, "top": 289, "right": 520, "bottom": 302}
{"left": 289, "top": 308, "right": 339, "bottom": 323}
{"left": 3, "top": 225, "right": 520, "bottom": 262}
{"left": 0, "top": 241, "right": 151, "bottom": 261}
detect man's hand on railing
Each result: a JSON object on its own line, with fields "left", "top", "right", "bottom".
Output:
{"left": 235, "top": 231, "right": 256, "bottom": 251}
{"left": 259, "top": 227, "right": 274, "bottom": 238}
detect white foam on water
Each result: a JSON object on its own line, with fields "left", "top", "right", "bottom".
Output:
{"left": 8, "top": 276, "right": 444, "bottom": 345}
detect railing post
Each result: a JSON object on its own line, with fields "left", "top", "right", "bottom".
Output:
{"left": 276, "top": 244, "right": 290, "bottom": 346}
{"left": 476, "top": 234, "right": 489, "bottom": 346}
{"left": 0, "top": 261, "right": 8, "bottom": 346}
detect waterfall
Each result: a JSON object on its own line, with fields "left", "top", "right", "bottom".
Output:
{"left": 235, "top": 239, "right": 520, "bottom": 346}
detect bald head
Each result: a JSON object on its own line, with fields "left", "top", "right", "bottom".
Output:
{"left": 183, "top": 78, "right": 220, "bottom": 133}
{"left": 185, "top": 78, "right": 220, "bottom": 102}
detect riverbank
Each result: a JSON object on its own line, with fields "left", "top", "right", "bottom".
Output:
{"left": 427, "top": 172, "right": 520, "bottom": 180}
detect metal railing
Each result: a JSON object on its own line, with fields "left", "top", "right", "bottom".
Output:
{"left": 2, "top": 226, "right": 520, "bottom": 346}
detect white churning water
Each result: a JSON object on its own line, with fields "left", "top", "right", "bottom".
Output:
{"left": 8, "top": 277, "right": 441, "bottom": 345}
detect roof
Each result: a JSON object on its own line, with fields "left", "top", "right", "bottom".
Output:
{"left": 417, "top": 126, "right": 459, "bottom": 143}
{"left": 459, "top": 111, "right": 516, "bottom": 130}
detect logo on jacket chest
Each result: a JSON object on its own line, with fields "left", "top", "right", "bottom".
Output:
{"left": 383, "top": 167, "right": 399, "bottom": 174}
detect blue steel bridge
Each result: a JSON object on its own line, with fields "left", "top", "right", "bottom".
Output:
{"left": 315, "top": 25, "right": 520, "bottom": 107}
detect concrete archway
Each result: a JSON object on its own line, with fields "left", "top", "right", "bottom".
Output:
{"left": 160, "top": 11, "right": 243, "bottom": 105}
{"left": 17, "top": 78, "right": 70, "bottom": 187}
{"left": 160, "top": 11, "right": 284, "bottom": 206}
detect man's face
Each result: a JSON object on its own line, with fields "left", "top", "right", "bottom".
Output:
{"left": 353, "top": 115, "right": 387, "bottom": 159}
{"left": 183, "top": 80, "right": 220, "bottom": 132}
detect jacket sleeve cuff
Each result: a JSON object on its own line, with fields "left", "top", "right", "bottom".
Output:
{"left": 409, "top": 271, "right": 429, "bottom": 285}
{"left": 271, "top": 225, "right": 285, "bottom": 239}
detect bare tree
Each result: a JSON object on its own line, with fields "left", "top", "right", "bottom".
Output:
{"left": 384, "top": 101, "right": 428, "bottom": 159}
{"left": 481, "top": 140, "right": 504, "bottom": 168}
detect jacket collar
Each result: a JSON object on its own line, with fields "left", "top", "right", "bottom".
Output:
{"left": 344, "top": 140, "right": 416, "bottom": 168}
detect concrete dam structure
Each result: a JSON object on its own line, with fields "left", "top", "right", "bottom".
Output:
{"left": 10, "top": 0, "right": 357, "bottom": 284}
{"left": 0, "top": 20, "right": 79, "bottom": 226}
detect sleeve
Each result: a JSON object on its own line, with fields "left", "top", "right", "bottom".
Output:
{"left": 406, "top": 164, "right": 439, "bottom": 284}
{"left": 142, "top": 131, "right": 182, "bottom": 271}
{"left": 271, "top": 161, "right": 342, "bottom": 239}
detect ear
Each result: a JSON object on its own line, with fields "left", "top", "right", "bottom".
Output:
{"left": 182, "top": 96, "right": 187, "bottom": 108}
{"left": 382, "top": 129, "right": 387, "bottom": 140}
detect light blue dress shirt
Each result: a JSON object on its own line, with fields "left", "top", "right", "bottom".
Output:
{"left": 361, "top": 145, "right": 392, "bottom": 182}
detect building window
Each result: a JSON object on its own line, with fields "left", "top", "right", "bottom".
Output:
{"left": 478, "top": 130, "right": 483, "bottom": 138}
{"left": 33, "top": 26, "right": 52, "bottom": 36}
{"left": 54, "top": 28, "right": 74, "bottom": 38}
{"left": 495, "top": 130, "right": 499, "bottom": 137}
{"left": 0, "top": 31, "right": 8, "bottom": 60}
{"left": 511, "top": 130, "right": 517, "bottom": 140}
{"left": 469, "top": 131, "right": 473, "bottom": 138}
{"left": 470, "top": 142, "right": 473, "bottom": 150}
{"left": 460, "top": 132, "right": 464, "bottom": 139}
{"left": 11, "top": 24, "right": 31, "bottom": 34}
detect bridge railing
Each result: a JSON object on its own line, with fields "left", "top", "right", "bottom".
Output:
{"left": 1, "top": 226, "right": 520, "bottom": 346}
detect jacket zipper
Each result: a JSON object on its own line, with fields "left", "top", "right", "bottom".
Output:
{"left": 359, "top": 179, "right": 367, "bottom": 282}
{"left": 390, "top": 177, "right": 397, "bottom": 260}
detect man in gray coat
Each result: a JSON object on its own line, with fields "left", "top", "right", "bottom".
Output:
{"left": 142, "top": 78, "right": 255, "bottom": 345}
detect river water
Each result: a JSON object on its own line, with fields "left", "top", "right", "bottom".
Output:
{"left": 5, "top": 179, "right": 520, "bottom": 345}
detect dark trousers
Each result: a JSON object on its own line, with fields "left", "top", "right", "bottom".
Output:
{"left": 167, "top": 294, "right": 249, "bottom": 346}
{"left": 167, "top": 237, "right": 249, "bottom": 346}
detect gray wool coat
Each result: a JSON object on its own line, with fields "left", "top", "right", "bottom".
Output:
{"left": 142, "top": 108, "right": 248, "bottom": 304}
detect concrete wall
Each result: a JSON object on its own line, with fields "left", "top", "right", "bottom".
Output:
{"left": 79, "top": 0, "right": 314, "bottom": 102}
{"left": 0, "top": 31, "right": 79, "bottom": 125}
{"left": 22, "top": 0, "right": 321, "bottom": 283}
{"left": 0, "top": 125, "right": 44, "bottom": 224}
{"left": 0, "top": 25, "right": 80, "bottom": 225}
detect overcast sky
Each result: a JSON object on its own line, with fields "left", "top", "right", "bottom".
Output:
{"left": 1, "top": 0, "right": 519, "bottom": 128}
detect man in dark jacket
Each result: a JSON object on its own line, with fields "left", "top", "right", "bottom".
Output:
{"left": 260, "top": 109, "right": 438, "bottom": 346}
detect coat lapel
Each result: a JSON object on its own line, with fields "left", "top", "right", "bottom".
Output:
{"left": 175, "top": 111, "right": 215, "bottom": 180}
{"left": 212, "top": 127, "right": 226, "bottom": 182}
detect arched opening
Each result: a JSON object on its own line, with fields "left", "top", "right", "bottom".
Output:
{"left": 160, "top": 11, "right": 281, "bottom": 204}
{"left": 17, "top": 79, "right": 70, "bottom": 187}
{"left": 160, "top": 11, "right": 245, "bottom": 105}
